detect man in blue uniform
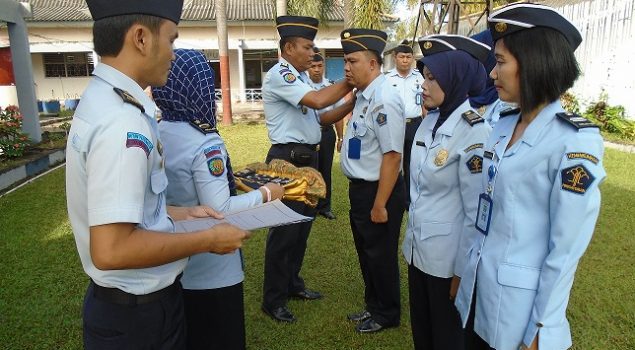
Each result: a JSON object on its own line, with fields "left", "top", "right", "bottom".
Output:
{"left": 261, "top": 15, "right": 354, "bottom": 323}
{"left": 385, "top": 41, "right": 424, "bottom": 207}
{"left": 338, "top": 28, "right": 406, "bottom": 333}
{"left": 308, "top": 47, "right": 346, "bottom": 220}
{"left": 65, "top": 1, "right": 249, "bottom": 348}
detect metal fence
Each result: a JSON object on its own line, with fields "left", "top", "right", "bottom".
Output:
{"left": 214, "top": 89, "right": 262, "bottom": 102}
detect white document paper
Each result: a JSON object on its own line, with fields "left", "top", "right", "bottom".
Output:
{"left": 173, "top": 199, "right": 313, "bottom": 232}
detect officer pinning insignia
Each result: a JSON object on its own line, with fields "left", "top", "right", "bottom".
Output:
{"left": 190, "top": 119, "right": 219, "bottom": 134}
{"left": 207, "top": 157, "right": 225, "bottom": 177}
{"left": 556, "top": 112, "right": 599, "bottom": 130}
{"left": 566, "top": 152, "right": 599, "bottom": 164}
{"left": 203, "top": 145, "right": 222, "bottom": 159}
{"left": 462, "top": 110, "right": 485, "bottom": 126}
{"left": 464, "top": 143, "right": 484, "bottom": 153}
{"left": 376, "top": 113, "right": 387, "bottom": 126}
{"left": 434, "top": 149, "right": 449, "bottom": 166}
{"left": 561, "top": 164, "right": 595, "bottom": 195}
{"left": 500, "top": 107, "right": 520, "bottom": 117}
{"left": 125, "top": 131, "right": 153, "bottom": 158}
{"left": 466, "top": 155, "right": 484, "bottom": 174}
{"left": 113, "top": 87, "right": 145, "bottom": 113}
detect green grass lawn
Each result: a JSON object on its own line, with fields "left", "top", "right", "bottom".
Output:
{"left": 1, "top": 123, "right": 633, "bottom": 349}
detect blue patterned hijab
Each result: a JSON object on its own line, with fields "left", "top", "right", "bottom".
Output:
{"left": 152, "top": 49, "right": 217, "bottom": 127}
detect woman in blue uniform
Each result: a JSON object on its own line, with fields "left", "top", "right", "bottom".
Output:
{"left": 454, "top": 4, "right": 606, "bottom": 350}
{"left": 402, "top": 34, "right": 491, "bottom": 350}
{"left": 153, "top": 49, "right": 284, "bottom": 350}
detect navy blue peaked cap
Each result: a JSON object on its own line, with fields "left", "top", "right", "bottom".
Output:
{"left": 488, "top": 3, "right": 582, "bottom": 50}
{"left": 86, "top": 0, "right": 184, "bottom": 24}
{"left": 276, "top": 16, "right": 319, "bottom": 41}
{"left": 340, "top": 28, "right": 388, "bottom": 56}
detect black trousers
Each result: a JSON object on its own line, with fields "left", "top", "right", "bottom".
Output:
{"left": 403, "top": 117, "right": 422, "bottom": 208}
{"left": 263, "top": 144, "right": 318, "bottom": 309}
{"left": 348, "top": 177, "right": 405, "bottom": 326}
{"left": 317, "top": 126, "right": 336, "bottom": 212}
{"left": 83, "top": 281, "right": 186, "bottom": 350}
{"left": 183, "top": 282, "right": 245, "bottom": 350}
{"left": 408, "top": 264, "right": 464, "bottom": 350}
{"left": 466, "top": 287, "right": 495, "bottom": 350}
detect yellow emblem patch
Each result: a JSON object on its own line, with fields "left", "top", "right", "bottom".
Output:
{"left": 495, "top": 22, "right": 507, "bottom": 33}
{"left": 434, "top": 149, "right": 449, "bottom": 166}
{"left": 423, "top": 41, "right": 432, "bottom": 50}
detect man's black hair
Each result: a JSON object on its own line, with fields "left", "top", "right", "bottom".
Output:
{"left": 93, "top": 14, "right": 164, "bottom": 57}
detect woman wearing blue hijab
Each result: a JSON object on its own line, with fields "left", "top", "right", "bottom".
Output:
{"left": 153, "top": 49, "right": 284, "bottom": 350}
{"left": 402, "top": 34, "right": 491, "bottom": 350}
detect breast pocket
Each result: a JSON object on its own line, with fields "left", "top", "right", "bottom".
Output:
{"left": 419, "top": 222, "right": 453, "bottom": 240}
{"left": 497, "top": 263, "right": 541, "bottom": 290}
{"left": 143, "top": 170, "right": 168, "bottom": 228}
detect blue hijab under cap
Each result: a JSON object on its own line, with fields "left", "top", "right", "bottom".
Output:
{"left": 469, "top": 30, "right": 498, "bottom": 108}
{"left": 152, "top": 49, "right": 217, "bottom": 128}
{"left": 422, "top": 50, "right": 487, "bottom": 119}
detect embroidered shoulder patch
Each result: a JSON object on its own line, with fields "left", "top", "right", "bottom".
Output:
{"left": 207, "top": 157, "right": 225, "bottom": 177}
{"left": 464, "top": 143, "right": 484, "bottom": 153}
{"left": 462, "top": 110, "right": 484, "bottom": 126}
{"left": 372, "top": 104, "right": 384, "bottom": 114}
{"left": 376, "top": 113, "right": 387, "bottom": 126}
{"left": 203, "top": 145, "right": 222, "bottom": 159}
{"left": 499, "top": 107, "right": 520, "bottom": 118}
{"left": 557, "top": 112, "right": 599, "bottom": 130}
{"left": 283, "top": 72, "right": 297, "bottom": 84}
{"left": 567, "top": 152, "right": 599, "bottom": 165}
{"left": 466, "top": 155, "right": 483, "bottom": 174}
{"left": 126, "top": 132, "right": 153, "bottom": 158}
{"left": 113, "top": 87, "right": 145, "bottom": 113}
{"left": 561, "top": 164, "right": 595, "bottom": 195}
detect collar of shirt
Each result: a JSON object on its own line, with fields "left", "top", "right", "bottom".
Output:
{"left": 93, "top": 63, "right": 157, "bottom": 118}
{"left": 517, "top": 100, "right": 562, "bottom": 147}
{"left": 387, "top": 68, "right": 418, "bottom": 79}
{"left": 357, "top": 74, "right": 386, "bottom": 102}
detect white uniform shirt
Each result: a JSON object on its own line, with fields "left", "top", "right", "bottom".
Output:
{"left": 340, "top": 74, "right": 405, "bottom": 181}
{"left": 263, "top": 58, "right": 320, "bottom": 145}
{"left": 402, "top": 100, "right": 491, "bottom": 278}
{"left": 66, "top": 63, "right": 185, "bottom": 295}
{"left": 385, "top": 68, "right": 424, "bottom": 119}
{"left": 455, "top": 100, "right": 606, "bottom": 350}
{"left": 159, "top": 122, "right": 263, "bottom": 290}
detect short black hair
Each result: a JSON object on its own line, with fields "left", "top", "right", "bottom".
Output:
{"left": 93, "top": 14, "right": 164, "bottom": 57}
{"left": 501, "top": 26, "right": 580, "bottom": 113}
{"left": 366, "top": 50, "right": 383, "bottom": 66}
{"left": 279, "top": 37, "right": 299, "bottom": 52}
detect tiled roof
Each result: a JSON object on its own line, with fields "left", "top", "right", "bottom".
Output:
{"left": 18, "top": 0, "right": 347, "bottom": 22}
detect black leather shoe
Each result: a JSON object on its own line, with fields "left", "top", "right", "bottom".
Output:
{"left": 319, "top": 211, "right": 336, "bottom": 220}
{"left": 261, "top": 305, "right": 296, "bottom": 323}
{"left": 290, "top": 289, "right": 323, "bottom": 300}
{"left": 347, "top": 310, "right": 371, "bottom": 322}
{"left": 356, "top": 318, "right": 386, "bottom": 333}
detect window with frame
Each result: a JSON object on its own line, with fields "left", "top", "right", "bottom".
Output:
{"left": 43, "top": 52, "right": 94, "bottom": 78}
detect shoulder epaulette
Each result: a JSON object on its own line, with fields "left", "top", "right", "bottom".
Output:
{"left": 280, "top": 62, "right": 289, "bottom": 68}
{"left": 462, "top": 110, "right": 484, "bottom": 126}
{"left": 499, "top": 107, "right": 520, "bottom": 118}
{"left": 556, "top": 112, "right": 599, "bottom": 130}
{"left": 190, "top": 119, "right": 219, "bottom": 135}
{"left": 113, "top": 87, "right": 144, "bottom": 113}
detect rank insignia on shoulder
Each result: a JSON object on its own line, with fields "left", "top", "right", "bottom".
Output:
{"left": 207, "top": 157, "right": 225, "bottom": 177}
{"left": 376, "top": 113, "right": 387, "bottom": 126}
{"left": 464, "top": 143, "right": 484, "bottom": 153}
{"left": 557, "top": 112, "right": 599, "bottom": 130}
{"left": 280, "top": 62, "right": 289, "bottom": 68}
{"left": 566, "top": 152, "right": 599, "bottom": 164}
{"left": 126, "top": 131, "right": 153, "bottom": 158}
{"left": 499, "top": 107, "right": 520, "bottom": 118}
{"left": 283, "top": 72, "right": 297, "bottom": 84}
{"left": 561, "top": 164, "right": 595, "bottom": 195}
{"left": 113, "top": 87, "right": 145, "bottom": 113}
{"left": 462, "top": 110, "right": 484, "bottom": 126}
{"left": 190, "top": 119, "right": 218, "bottom": 134}
{"left": 466, "top": 155, "right": 483, "bottom": 174}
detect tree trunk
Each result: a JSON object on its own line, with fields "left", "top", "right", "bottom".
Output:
{"left": 216, "top": 0, "right": 232, "bottom": 125}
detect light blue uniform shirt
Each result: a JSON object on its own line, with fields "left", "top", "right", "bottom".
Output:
{"left": 159, "top": 122, "right": 263, "bottom": 289}
{"left": 385, "top": 68, "right": 424, "bottom": 119}
{"left": 66, "top": 63, "right": 185, "bottom": 295}
{"left": 402, "top": 100, "right": 491, "bottom": 278}
{"left": 481, "top": 98, "right": 516, "bottom": 128}
{"left": 340, "top": 74, "right": 405, "bottom": 181}
{"left": 263, "top": 58, "right": 320, "bottom": 145}
{"left": 455, "top": 100, "right": 606, "bottom": 350}
{"left": 308, "top": 78, "right": 345, "bottom": 114}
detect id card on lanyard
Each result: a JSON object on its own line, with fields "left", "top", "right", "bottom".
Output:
{"left": 475, "top": 139, "right": 509, "bottom": 235}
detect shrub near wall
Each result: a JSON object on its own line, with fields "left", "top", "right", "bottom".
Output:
{"left": 562, "top": 92, "right": 635, "bottom": 142}
{"left": 0, "top": 106, "right": 30, "bottom": 158}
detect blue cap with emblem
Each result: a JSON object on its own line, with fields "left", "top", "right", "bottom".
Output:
{"left": 488, "top": 3, "right": 582, "bottom": 50}
{"left": 86, "top": 0, "right": 184, "bottom": 24}
{"left": 276, "top": 16, "right": 319, "bottom": 41}
{"left": 417, "top": 34, "right": 491, "bottom": 65}
{"left": 340, "top": 28, "right": 388, "bottom": 57}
